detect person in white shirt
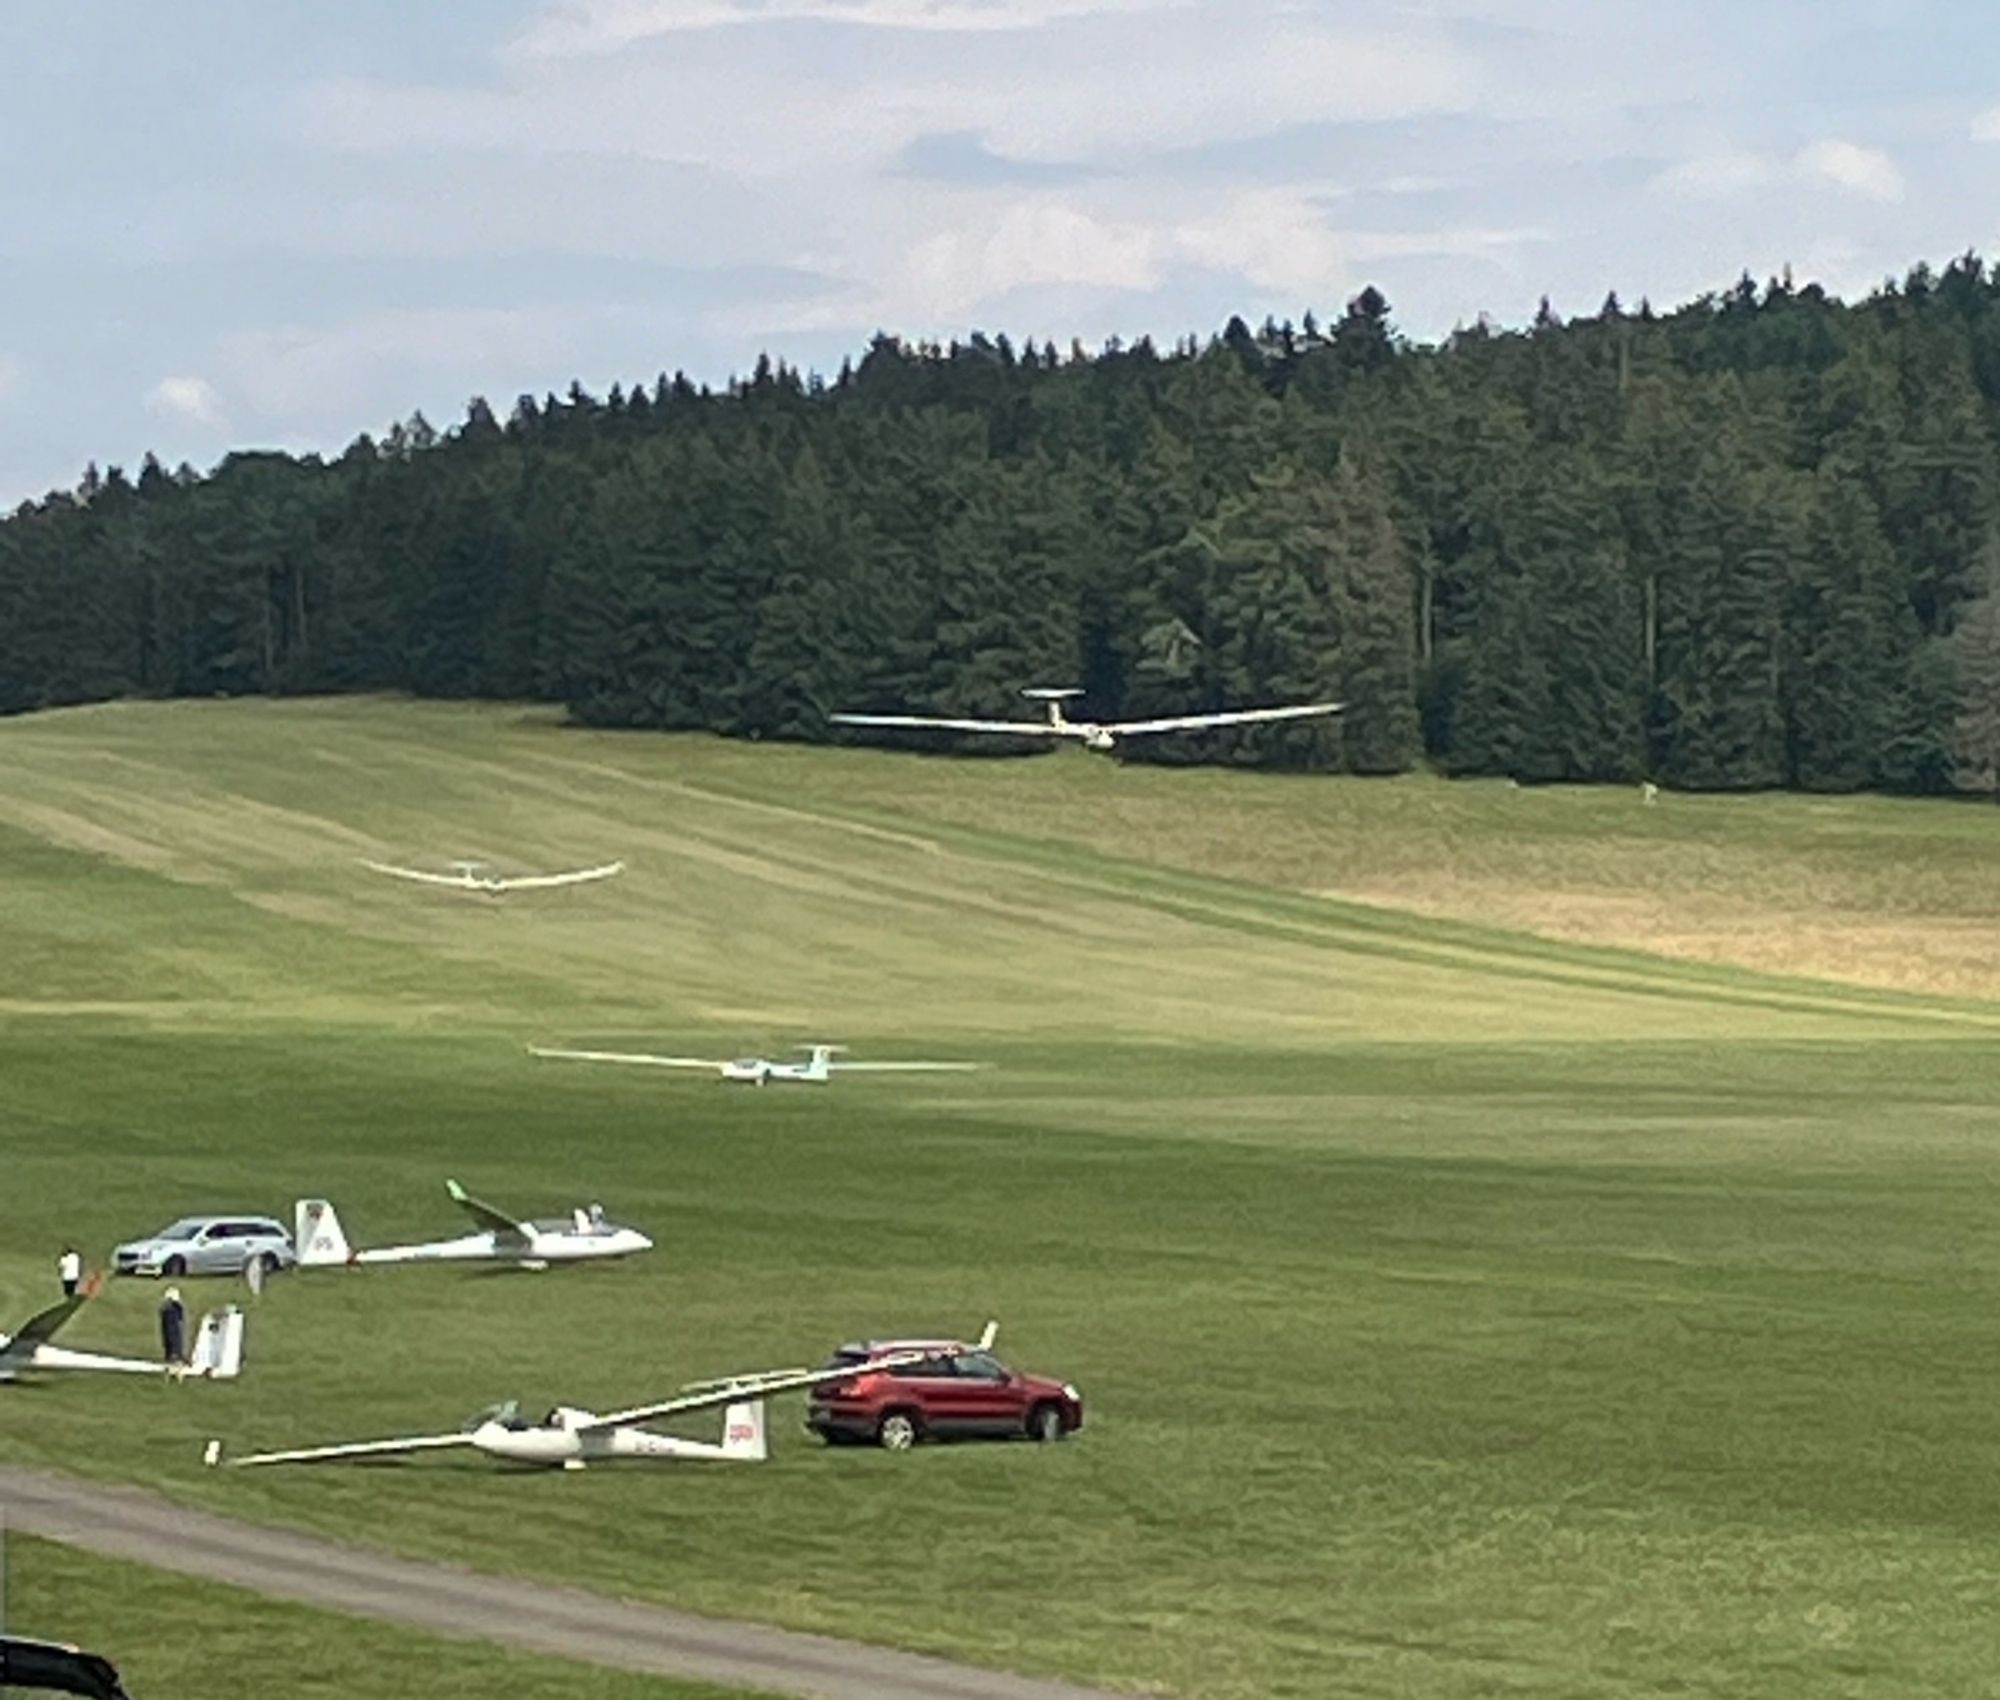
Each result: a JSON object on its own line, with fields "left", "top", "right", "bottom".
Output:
{"left": 57, "top": 1247, "right": 82, "bottom": 1297}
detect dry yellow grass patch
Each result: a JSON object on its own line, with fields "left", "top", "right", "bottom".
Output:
{"left": 1325, "top": 881, "right": 2000, "bottom": 1000}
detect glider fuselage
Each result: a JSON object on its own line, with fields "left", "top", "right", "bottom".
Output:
{"left": 352, "top": 1224, "right": 652, "bottom": 1267}
{"left": 469, "top": 1408, "right": 757, "bottom": 1466}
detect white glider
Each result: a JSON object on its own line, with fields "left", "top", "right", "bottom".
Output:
{"left": 360, "top": 858, "right": 624, "bottom": 894}
{"left": 0, "top": 1294, "right": 245, "bottom": 1382}
{"left": 528, "top": 1042, "right": 982, "bottom": 1086}
{"left": 296, "top": 1180, "right": 652, "bottom": 1272}
{"left": 206, "top": 1327, "right": 997, "bottom": 1471}
{"left": 831, "top": 687, "right": 1344, "bottom": 753}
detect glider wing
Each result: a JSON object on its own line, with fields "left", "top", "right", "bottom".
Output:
{"left": 213, "top": 1432, "right": 472, "bottom": 1468}
{"left": 487, "top": 862, "right": 625, "bottom": 891}
{"left": 444, "top": 1180, "right": 532, "bottom": 1243}
{"left": 581, "top": 1348, "right": 933, "bottom": 1433}
{"left": 528, "top": 1046, "right": 724, "bottom": 1072}
{"left": 827, "top": 1061, "right": 982, "bottom": 1073}
{"left": 2, "top": 1296, "right": 87, "bottom": 1356}
{"left": 829, "top": 713, "right": 1068, "bottom": 737}
{"left": 1107, "top": 702, "right": 1346, "bottom": 736}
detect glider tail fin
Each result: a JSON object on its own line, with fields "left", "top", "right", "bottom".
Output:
{"left": 191, "top": 1306, "right": 246, "bottom": 1379}
{"left": 295, "top": 1198, "right": 353, "bottom": 1267}
{"left": 721, "top": 1399, "right": 769, "bottom": 1461}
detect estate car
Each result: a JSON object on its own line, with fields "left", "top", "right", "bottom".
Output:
{"left": 112, "top": 1214, "right": 294, "bottom": 1279}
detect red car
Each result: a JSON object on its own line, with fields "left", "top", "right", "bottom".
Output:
{"left": 807, "top": 1329, "right": 1084, "bottom": 1450}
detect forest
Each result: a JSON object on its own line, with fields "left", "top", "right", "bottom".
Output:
{"left": 6, "top": 256, "right": 2000, "bottom": 793}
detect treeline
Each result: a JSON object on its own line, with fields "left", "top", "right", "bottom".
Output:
{"left": 8, "top": 256, "right": 2000, "bottom": 791}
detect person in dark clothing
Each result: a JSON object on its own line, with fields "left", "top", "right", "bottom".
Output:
{"left": 158, "top": 1287, "right": 187, "bottom": 1370}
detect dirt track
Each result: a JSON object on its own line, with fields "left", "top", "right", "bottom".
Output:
{"left": 0, "top": 1466, "right": 1127, "bottom": 1700}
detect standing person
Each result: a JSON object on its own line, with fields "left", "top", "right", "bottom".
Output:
{"left": 56, "top": 1246, "right": 82, "bottom": 1297}
{"left": 158, "top": 1287, "right": 187, "bottom": 1372}
{"left": 244, "top": 1249, "right": 266, "bottom": 1299}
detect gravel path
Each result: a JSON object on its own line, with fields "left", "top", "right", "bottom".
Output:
{"left": 0, "top": 1466, "right": 1126, "bottom": 1700}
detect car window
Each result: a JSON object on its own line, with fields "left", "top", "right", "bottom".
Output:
{"left": 898, "top": 1355, "right": 957, "bottom": 1378}
{"left": 954, "top": 1352, "right": 1008, "bottom": 1381}
{"left": 154, "top": 1218, "right": 206, "bottom": 1240}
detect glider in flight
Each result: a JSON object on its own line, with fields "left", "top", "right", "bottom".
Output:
{"left": 831, "top": 687, "right": 1344, "bottom": 753}
{"left": 528, "top": 1042, "right": 982, "bottom": 1086}
{"left": 360, "top": 858, "right": 624, "bottom": 894}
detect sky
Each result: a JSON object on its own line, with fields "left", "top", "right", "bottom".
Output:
{"left": 5, "top": 0, "right": 2000, "bottom": 505}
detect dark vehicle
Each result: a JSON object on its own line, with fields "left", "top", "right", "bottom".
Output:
{"left": 807, "top": 1330, "right": 1083, "bottom": 1451}
{"left": 0, "top": 1636, "right": 132, "bottom": 1698}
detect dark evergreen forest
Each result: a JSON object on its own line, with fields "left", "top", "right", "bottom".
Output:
{"left": 8, "top": 258, "right": 2000, "bottom": 792}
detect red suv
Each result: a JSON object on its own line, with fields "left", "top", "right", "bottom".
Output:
{"left": 808, "top": 1329, "right": 1084, "bottom": 1450}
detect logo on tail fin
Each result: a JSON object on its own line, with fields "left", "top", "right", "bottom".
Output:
{"left": 721, "top": 1399, "right": 769, "bottom": 1461}
{"left": 295, "top": 1199, "right": 353, "bottom": 1267}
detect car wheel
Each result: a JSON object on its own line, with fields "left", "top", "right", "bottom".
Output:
{"left": 876, "top": 1411, "right": 920, "bottom": 1452}
{"left": 251, "top": 1253, "right": 279, "bottom": 1279}
{"left": 1028, "top": 1403, "right": 1065, "bottom": 1443}
{"left": 161, "top": 1255, "right": 186, "bottom": 1278}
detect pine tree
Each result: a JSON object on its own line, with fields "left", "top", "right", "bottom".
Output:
{"left": 1946, "top": 538, "right": 2000, "bottom": 795}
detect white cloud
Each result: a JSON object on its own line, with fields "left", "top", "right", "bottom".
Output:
{"left": 1972, "top": 106, "right": 2000, "bottom": 143}
{"left": 902, "top": 200, "right": 1160, "bottom": 317}
{"left": 811, "top": 180, "right": 1549, "bottom": 332}
{"left": 1796, "top": 138, "right": 1903, "bottom": 203}
{"left": 1649, "top": 149, "right": 1774, "bottom": 200}
{"left": 512, "top": 0, "right": 1173, "bottom": 55}
{"left": 307, "top": 14, "right": 1478, "bottom": 175}
{"left": 977, "top": 26, "right": 1476, "bottom": 163}
{"left": 1174, "top": 189, "right": 1351, "bottom": 300}
{"left": 1652, "top": 139, "right": 1903, "bottom": 205}
{"left": 0, "top": 355, "right": 19, "bottom": 403}
{"left": 144, "top": 376, "right": 227, "bottom": 428}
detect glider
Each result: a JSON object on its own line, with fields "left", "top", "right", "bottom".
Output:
{"left": 295, "top": 1180, "right": 652, "bottom": 1271}
{"left": 528, "top": 1042, "right": 982, "bottom": 1086}
{"left": 0, "top": 1294, "right": 245, "bottom": 1382}
{"left": 206, "top": 1326, "right": 998, "bottom": 1471}
{"left": 360, "top": 858, "right": 624, "bottom": 894}
{"left": 831, "top": 687, "right": 1344, "bottom": 753}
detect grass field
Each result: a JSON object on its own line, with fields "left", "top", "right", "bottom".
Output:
{"left": 4, "top": 697, "right": 2000, "bottom": 1697}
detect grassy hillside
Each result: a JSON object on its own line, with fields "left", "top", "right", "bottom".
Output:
{"left": 2, "top": 698, "right": 1998, "bottom": 1698}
